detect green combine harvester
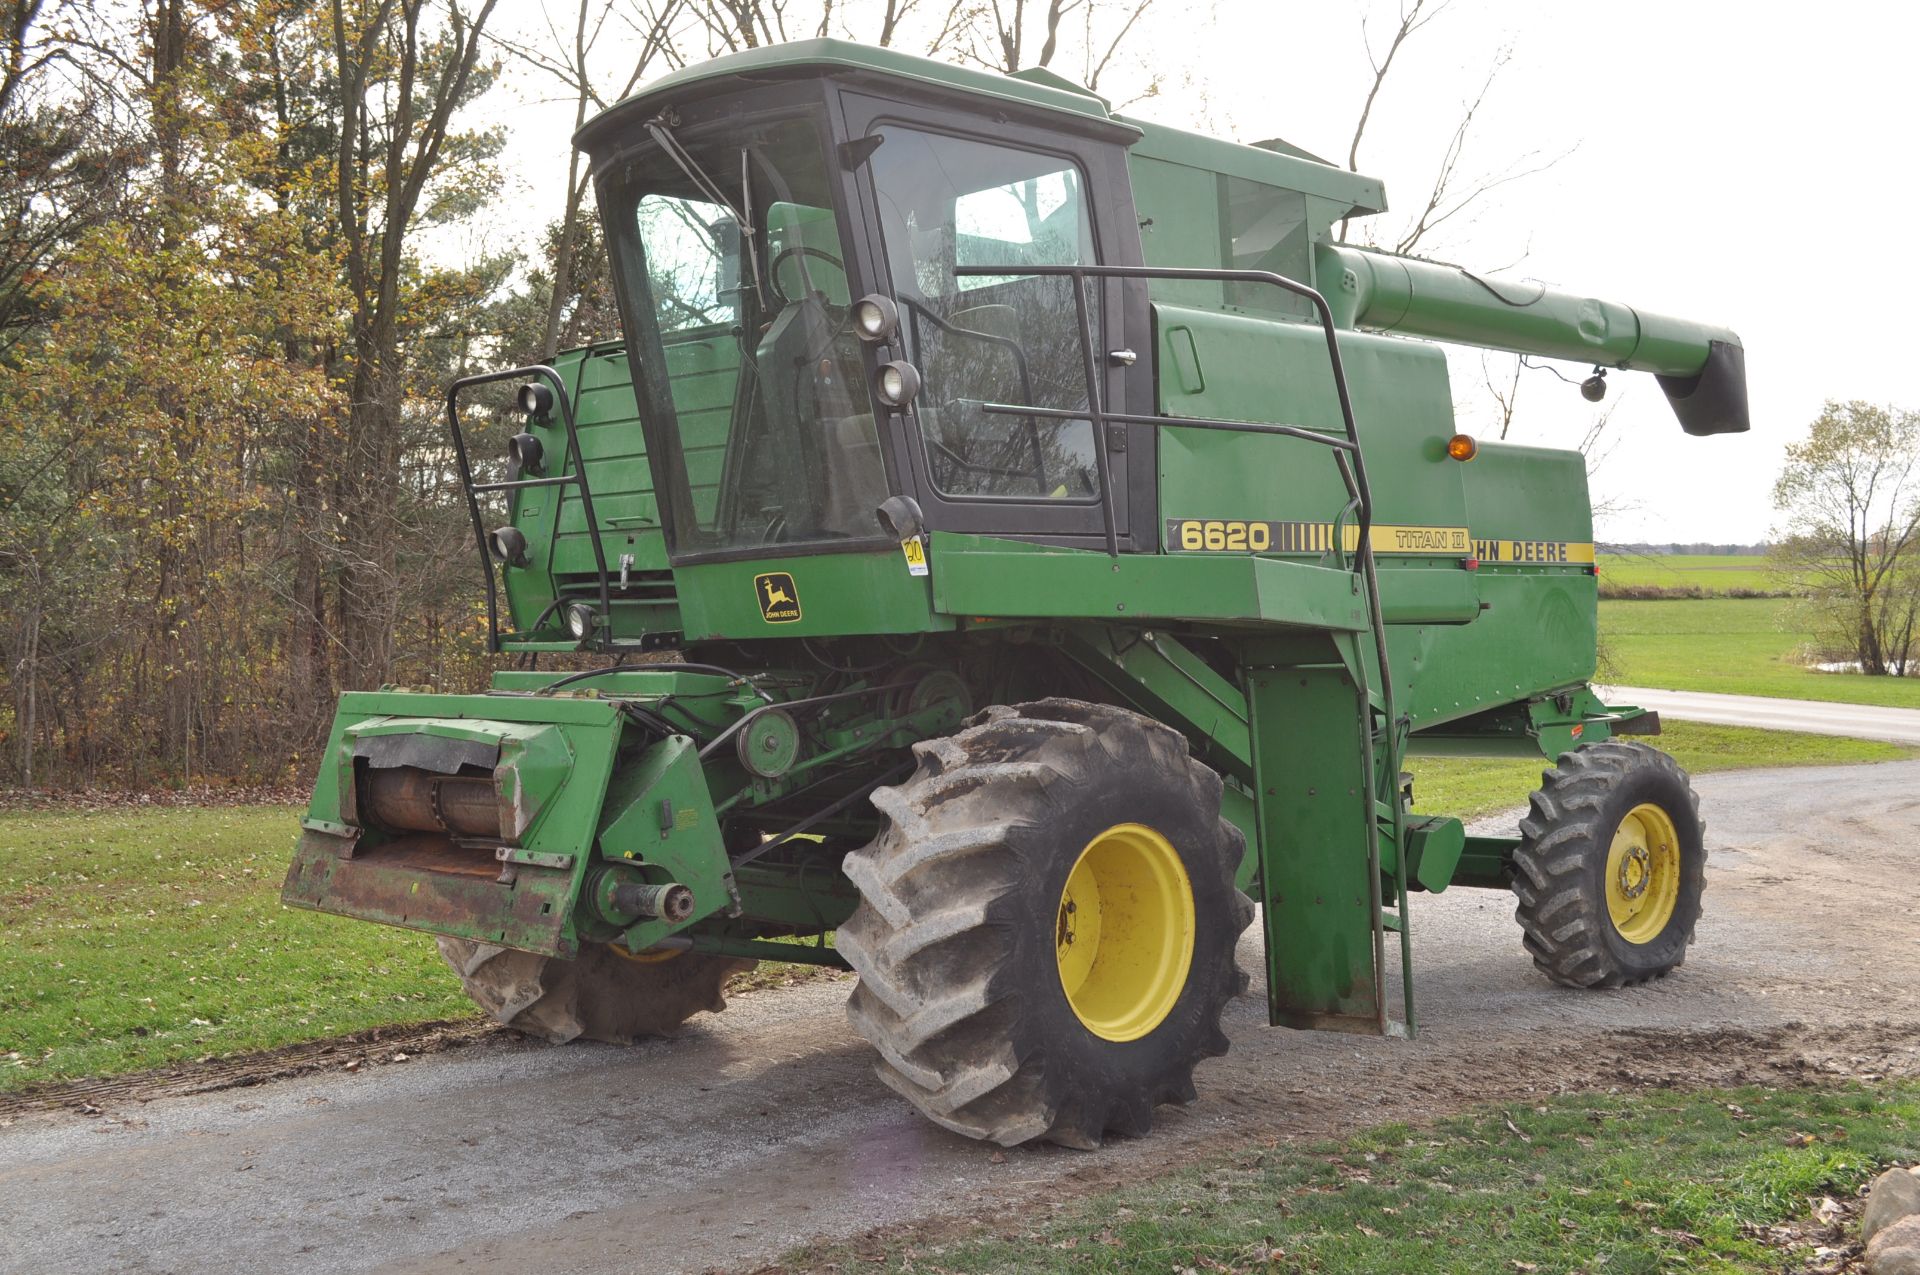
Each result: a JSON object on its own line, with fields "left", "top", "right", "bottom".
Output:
{"left": 284, "top": 41, "right": 1746, "bottom": 1147}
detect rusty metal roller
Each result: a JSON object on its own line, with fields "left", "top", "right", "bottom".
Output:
{"left": 361, "top": 767, "right": 501, "bottom": 839}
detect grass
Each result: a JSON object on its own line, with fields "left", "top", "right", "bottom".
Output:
{"left": 1595, "top": 552, "right": 1792, "bottom": 595}
{"left": 0, "top": 804, "right": 842, "bottom": 1092}
{"left": 1408, "top": 717, "right": 1912, "bottom": 821}
{"left": 804, "top": 1081, "right": 1919, "bottom": 1274}
{"left": 1602, "top": 597, "right": 1920, "bottom": 709}
{"left": 0, "top": 805, "right": 478, "bottom": 1090}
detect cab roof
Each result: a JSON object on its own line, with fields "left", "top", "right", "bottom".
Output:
{"left": 577, "top": 38, "right": 1385, "bottom": 219}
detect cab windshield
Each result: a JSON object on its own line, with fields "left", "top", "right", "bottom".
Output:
{"left": 602, "top": 114, "right": 887, "bottom": 556}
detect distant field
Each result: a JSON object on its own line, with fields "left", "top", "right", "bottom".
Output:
{"left": 1601, "top": 596, "right": 1920, "bottom": 709}
{"left": 1595, "top": 552, "right": 1796, "bottom": 595}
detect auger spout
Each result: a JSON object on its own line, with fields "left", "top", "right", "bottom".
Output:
{"left": 1316, "top": 242, "right": 1749, "bottom": 436}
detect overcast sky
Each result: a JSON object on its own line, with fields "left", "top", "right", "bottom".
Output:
{"left": 484, "top": 0, "right": 1920, "bottom": 545}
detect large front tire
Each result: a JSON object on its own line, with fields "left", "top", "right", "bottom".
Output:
{"left": 838, "top": 699, "right": 1254, "bottom": 1149}
{"left": 437, "top": 938, "right": 755, "bottom": 1043}
{"left": 1511, "top": 741, "right": 1706, "bottom": 988}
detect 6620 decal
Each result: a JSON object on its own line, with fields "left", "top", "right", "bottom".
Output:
{"left": 1166, "top": 519, "right": 1477, "bottom": 555}
{"left": 1170, "top": 519, "right": 1272, "bottom": 552}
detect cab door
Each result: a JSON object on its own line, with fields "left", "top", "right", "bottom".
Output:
{"left": 836, "top": 91, "right": 1154, "bottom": 550}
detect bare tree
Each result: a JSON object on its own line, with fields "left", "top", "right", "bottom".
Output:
{"left": 492, "top": 0, "right": 686, "bottom": 359}
{"left": 1336, "top": 0, "right": 1568, "bottom": 256}
{"left": 1772, "top": 401, "right": 1920, "bottom": 677}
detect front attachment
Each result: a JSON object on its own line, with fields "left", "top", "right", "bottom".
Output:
{"left": 282, "top": 692, "right": 631, "bottom": 959}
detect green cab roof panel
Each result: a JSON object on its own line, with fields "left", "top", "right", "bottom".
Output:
{"left": 580, "top": 38, "right": 1126, "bottom": 145}
{"left": 574, "top": 37, "right": 1383, "bottom": 215}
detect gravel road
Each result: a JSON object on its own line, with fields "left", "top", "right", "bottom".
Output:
{"left": 1600, "top": 684, "right": 1920, "bottom": 745}
{"left": 4, "top": 759, "right": 1918, "bottom": 1275}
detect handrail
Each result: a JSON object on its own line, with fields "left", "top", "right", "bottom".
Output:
{"left": 445, "top": 364, "right": 613, "bottom": 653}
{"left": 952, "top": 260, "right": 1407, "bottom": 1034}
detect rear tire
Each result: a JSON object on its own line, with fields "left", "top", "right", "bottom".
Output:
{"left": 436, "top": 938, "right": 755, "bottom": 1043}
{"left": 838, "top": 699, "right": 1254, "bottom": 1148}
{"left": 1511, "top": 741, "right": 1706, "bottom": 988}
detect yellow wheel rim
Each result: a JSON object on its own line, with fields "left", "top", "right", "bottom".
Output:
{"left": 1054, "top": 823, "right": 1196, "bottom": 1042}
{"left": 1605, "top": 802, "right": 1682, "bottom": 945}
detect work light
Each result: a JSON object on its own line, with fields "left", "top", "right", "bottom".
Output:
{"left": 851, "top": 294, "right": 899, "bottom": 343}
{"left": 564, "top": 602, "right": 598, "bottom": 640}
{"left": 505, "top": 431, "right": 544, "bottom": 480}
{"left": 874, "top": 360, "right": 921, "bottom": 408}
{"left": 517, "top": 383, "right": 554, "bottom": 416}
{"left": 488, "top": 526, "right": 530, "bottom": 567}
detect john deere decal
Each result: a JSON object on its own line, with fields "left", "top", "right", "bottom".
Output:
{"left": 755, "top": 572, "right": 801, "bottom": 623}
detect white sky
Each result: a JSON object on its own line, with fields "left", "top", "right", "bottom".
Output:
{"left": 485, "top": 0, "right": 1920, "bottom": 545}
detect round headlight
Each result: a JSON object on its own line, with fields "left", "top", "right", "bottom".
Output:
{"left": 517, "top": 383, "right": 554, "bottom": 416}
{"left": 873, "top": 359, "right": 921, "bottom": 408}
{"left": 564, "top": 602, "right": 597, "bottom": 640}
{"left": 850, "top": 293, "right": 899, "bottom": 343}
{"left": 505, "top": 431, "right": 543, "bottom": 478}
{"left": 488, "top": 526, "right": 529, "bottom": 566}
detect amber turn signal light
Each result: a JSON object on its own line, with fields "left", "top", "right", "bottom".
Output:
{"left": 1446, "top": 433, "right": 1478, "bottom": 461}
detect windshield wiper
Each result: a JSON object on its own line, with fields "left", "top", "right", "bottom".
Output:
{"left": 644, "top": 114, "right": 766, "bottom": 311}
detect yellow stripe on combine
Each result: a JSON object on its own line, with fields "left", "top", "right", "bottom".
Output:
{"left": 1165, "top": 518, "right": 1595, "bottom": 564}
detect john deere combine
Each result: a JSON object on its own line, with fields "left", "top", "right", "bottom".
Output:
{"left": 284, "top": 41, "right": 1746, "bottom": 1147}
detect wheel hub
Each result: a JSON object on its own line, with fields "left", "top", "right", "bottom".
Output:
{"left": 1605, "top": 802, "right": 1681, "bottom": 945}
{"left": 1616, "top": 844, "right": 1652, "bottom": 899}
{"left": 1054, "top": 823, "right": 1196, "bottom": 1042}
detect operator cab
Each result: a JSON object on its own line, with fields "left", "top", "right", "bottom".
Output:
{"left": 580, "top": 42, "right": 1157, "bottom": 563}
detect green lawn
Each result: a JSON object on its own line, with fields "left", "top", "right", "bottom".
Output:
{"left": 1596, "top": 552, "right": 1791, "bottom": 594}
{"left": 0, "top": 805, "right": 478, "bottom": 1091}
{"left": 1409, "top": 718, "right": 1911, "bottom": 821}
{"left": 1603, "top": 597, "right": 1920, "bottom": 709}
{"left": 800, "top": 1081, "right": 1919, "bottom": 1274}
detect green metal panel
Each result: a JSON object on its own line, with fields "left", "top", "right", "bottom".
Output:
{"left": 1401, "top": 815, "right": 1466, "bottom": 894}
{"left": 585, "top": 38, "right": 1131, "bottom": 140}
{"left": 673, "top": 548, "right": 951, "bottom": 639}
{"left": 1124, "top": 118, "right": 1385, "bottom": 223}
{"left": 597, "top": 736, "right": 735, "bottom": 951}
{"left": 930, "top": 533, "right": 1368, "bottom": 630}
{"left": 1246, "top": 655, "right": 1385, "bottom": 1035}
{"left": 1152, "top": 306, "right": 1468, "bottom": 545}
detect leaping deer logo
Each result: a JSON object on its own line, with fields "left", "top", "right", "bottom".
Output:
{"left": 755, "top": 573, "right": 801, "bottom": 622}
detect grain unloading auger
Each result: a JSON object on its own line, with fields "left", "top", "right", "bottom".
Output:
{"left": 283, "top": 41, "right": 1745, "bottom": 1147}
